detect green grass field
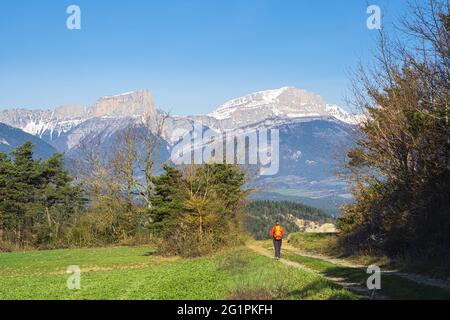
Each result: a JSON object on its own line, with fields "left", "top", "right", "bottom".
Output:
{"left": 282, "top": 252, "right": 450, "bottom": 300}
{"left": 286, "top": 232, "right": 338, "bottom": 255}
{"left": 286, "top": 232, "right": 390, "bottom": 266}
{"left": 268, "top": 232, "right": 450, "bottom": 300}
{"left": 0, "top": 245, "right": 357, "bottom": 300}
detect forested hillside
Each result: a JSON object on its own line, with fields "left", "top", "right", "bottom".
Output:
{"left": 245, "top": 200, "right": 332, "bottom": 240}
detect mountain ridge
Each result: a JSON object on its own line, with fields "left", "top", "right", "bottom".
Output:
{"left": 0, "top": 89, "right": 157, "bottom": 140}
{"left": 0, "top": 87, "right": 361, "bottom": 136}
{"left": 0, "top": 87, "right": 359, "bottom": 214}
{"left": 0, "top": 123, "right": 57, "bottom": 159}
{"left": 208, "top": 87, "right": 360, "bottom": 126}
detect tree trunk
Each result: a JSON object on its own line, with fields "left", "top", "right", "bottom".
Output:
{"left": 199, "top": 212, "right": 203, "bottom": 241}
{"left": 45, "top": 206, "right": 52, "bottom": 228}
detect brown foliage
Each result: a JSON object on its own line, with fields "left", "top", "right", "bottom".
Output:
{"left": 338, "top": 0, "right": 450, "bottom": 263}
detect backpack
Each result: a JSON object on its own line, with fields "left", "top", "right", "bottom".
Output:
{"left": 273, "top": 225, "right": 283, "bottom": 240}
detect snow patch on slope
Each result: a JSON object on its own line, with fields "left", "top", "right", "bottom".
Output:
{"left": 209, "top": 87, "right": 293, "bottom": 120}
{"left": 208, "top": 87, "right": 362, "bottom": 125}
{"left": 22, "top": 119, "right": 85, "bottom": 139}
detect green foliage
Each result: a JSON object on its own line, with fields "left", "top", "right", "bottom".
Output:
{"left": 150, "top": 163, "right": 247, "bottom": 257}
{"left": 347, "top": 147, "right": 368, "bottom": 168}
{"left": 245, "top": 200, "right": 332, "bottom": 240}
{"left": 148, "top": 164, "right": 187, "bottom": 237}
{"left": 0, "top": 142, "right": 84, "bottom": 248}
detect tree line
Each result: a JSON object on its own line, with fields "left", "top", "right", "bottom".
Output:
{"left": 245, "top": 200, "right": 331, "bottom": 240}
{"left": 0, "top": 137, "right": 331, "bottom": 254}
{"left": 0, "top": 142, "right": 83, "bottom": 248}
{"left": 0, "top": 126, "right": 247, "bottom": 257}
{"left": 337, "top": 0, "right": 449, "bottom": 272}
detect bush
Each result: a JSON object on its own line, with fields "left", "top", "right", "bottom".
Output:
{"left": 152, "top": 164, "right": 248, "bottom": 257}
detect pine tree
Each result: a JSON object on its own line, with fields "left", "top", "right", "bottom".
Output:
{"left": 36, "top": 153, "right": 84, "bottom": 241}
{"left": 0, "top": 142, "right": 84, "bottom": 246}
{"left": 150, "top": 163, "right": 247, "bottom": 256}
{"left": 149, "top": 165, "right": 186, "bottom": 236}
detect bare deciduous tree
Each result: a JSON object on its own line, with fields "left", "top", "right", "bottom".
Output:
{"left": 136, "top": 111, "right": 170, "bottom": 209}
{"left": 338, "top": 0, "right": 449, "bottom": 262}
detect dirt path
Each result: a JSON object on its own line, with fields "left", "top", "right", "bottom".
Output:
{"left": 282, "top": 244, "right": 450, "bottom": 292}
{"left": 247, "top": 242, "right": 388, "bottom": 300}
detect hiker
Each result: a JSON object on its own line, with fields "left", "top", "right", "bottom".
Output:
{"left": 271, "top": 220, "right": 285, "bottom": 260}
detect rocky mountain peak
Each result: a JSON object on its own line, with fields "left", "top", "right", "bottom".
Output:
{"left": 208, "top": 87, "right": 358, "bottom": 126}
{"left": 0, "top": 89, "right": 158, "bottom": 139}
{"left": 276, "top": 87, "right": 324, "bottom": 105}
{"left": 91, "top": 89, "right": 156, "bottom": 118}
{"left": 53, "top": 104, "right": 87, "bottom": 120}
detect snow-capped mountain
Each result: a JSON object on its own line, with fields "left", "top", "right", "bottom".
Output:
{"left": 0, "top": 87, "right": 360, "bottom": 151}
{"left": 0, "top": 87, "right": 360, "bottom": 214}
{"left": 0, "top": 106, "right": 85, "bottom": 139}
{"left": 0, "top": 123, "right": 57, "bottom": 158}
{"left": 0, "top": 89, "right": 156, "bottom": 137}
{"left": 0, "top": 89, "right": 157, "bottom": 151}
{"left": 207, "top": 87, "right": 361, "bottom": 129}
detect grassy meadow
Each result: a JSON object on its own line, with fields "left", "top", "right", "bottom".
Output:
{"left": 0, "top": 245, "right": 356, "bottom": 300}
{"left": 278, "top": 233, "right": 450, "bottom": 300}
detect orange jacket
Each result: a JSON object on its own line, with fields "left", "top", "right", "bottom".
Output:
{"left": 271, "top": 225, "right": 285, "bottom": 240}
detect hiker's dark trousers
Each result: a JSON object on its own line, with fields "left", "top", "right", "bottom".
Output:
{"left": 273, "top": 239, "right": 282, "bottom": 258}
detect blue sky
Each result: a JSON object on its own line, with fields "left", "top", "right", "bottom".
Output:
{"left": 0, "top": 0, "right": 409, "bottom": 114}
